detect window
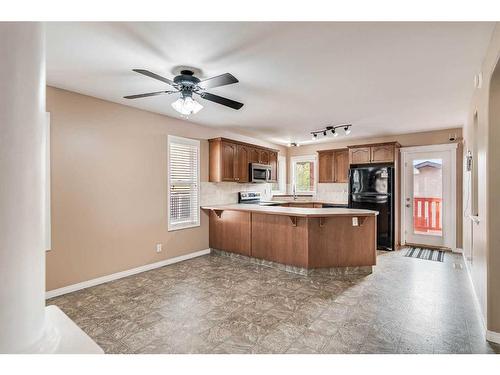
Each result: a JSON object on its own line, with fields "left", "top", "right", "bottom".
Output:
{"left": 291, "top": 155, "right": 317, "bottom": 194}
{"left": 168, "top": 135, "right": 200, "bottom": 231}
{"left": 272, "top": 155, "right": 287, "bottom": 194}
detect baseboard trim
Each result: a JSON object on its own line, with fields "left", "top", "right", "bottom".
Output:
{"left": 461, "top": 253, "right": 487, "bottom": 332}
{"left": 486, "top": 330, "right": 500, "bottom": 344}
{"left": 46, "top": 248, "right": 211, "bottom": 299}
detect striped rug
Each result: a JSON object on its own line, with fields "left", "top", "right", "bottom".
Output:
{"left": 404, "top": 247, "right": 445, "bottom": 262}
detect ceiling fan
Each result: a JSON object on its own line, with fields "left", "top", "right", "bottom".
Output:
{"left": 124, "top": 69, "right": 244, "bottom": 116}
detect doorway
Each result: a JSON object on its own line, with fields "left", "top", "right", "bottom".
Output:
{"left": 401, "top": 144, "right": 457, "bottom": 249}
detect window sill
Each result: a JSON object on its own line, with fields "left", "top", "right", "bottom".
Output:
{"left": 168, "top": 222, "right": 201, "bottom": 232}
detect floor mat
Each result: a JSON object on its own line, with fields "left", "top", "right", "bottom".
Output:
{"left": 404, "top": 247, "right": 444, "bottom": 262}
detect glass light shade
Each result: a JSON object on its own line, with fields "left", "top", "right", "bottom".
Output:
{"left": 344, "top": 127, "right": 351, "bottom": 135}
{"left": 171, "top": 96, "right": 203, "bottom": 116}
{"left": 332, "top": 130, "right": 339, "bottom": 137}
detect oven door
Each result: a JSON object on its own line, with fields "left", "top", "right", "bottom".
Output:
{"left": 250, "top": 164, "right": 271, "bottom": 182}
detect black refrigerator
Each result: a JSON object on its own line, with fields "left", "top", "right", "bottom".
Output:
{"left": 348, "top": 165, "right": 395, "bottom": 251}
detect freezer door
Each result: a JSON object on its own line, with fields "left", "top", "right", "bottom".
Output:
{"left": 349, "top": 167, "right": 392, "bottom": 195}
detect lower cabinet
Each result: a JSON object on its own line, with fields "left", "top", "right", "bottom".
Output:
{"left": 209, "top": 210, "right": 251, "bottom": 256}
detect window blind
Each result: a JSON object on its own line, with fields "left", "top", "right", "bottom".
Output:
{"left": 168, "top": 136, "right": 200, "bottom": 231}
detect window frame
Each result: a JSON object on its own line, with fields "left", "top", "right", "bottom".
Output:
{"left": 167, "top": 135, "right": 201, "bottom": 232}
{"left": 290, "top": 155, "right": 318, "bottom": 194}
{"left": 272, "top": 155, "right": 287, "bottom": 195}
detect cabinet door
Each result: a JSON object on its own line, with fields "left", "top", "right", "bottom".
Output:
{"left": 334, "top": 149, "right": 349, "bottom": 183}
{"left": 221, "top": 142, "right": 237, "bottom": 181}
{"left": 236, "top": 145, "right": 250, "bottom": 182}
{"left": 349, "top": 147, "right": 371, "bottom": 164}
{"left": 249, "top": 148, "right": 260, "bottom": 163}
{"left": 288, "top": 202, "right": 314, "bottom": 208}
{"left": 259, "top": 149, "right": 270, "bottom": 164}
{"left": 371, "top": 144, "right": 395, "bottom": 163}
{"left": 318, "top": 151, "right": 334, "bottom": 183}
{"left": 269, "top": 151, "right": 278, "bottom": 182}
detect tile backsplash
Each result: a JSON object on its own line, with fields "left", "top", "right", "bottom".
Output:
{"left": 201, "top": 182, "right": 273, "bottom": 205}
{"left": 315, "top": 183, "right": 349, "bottom": 203}
{"left": 201, "top": 182, "right": 348, "bottom": 205}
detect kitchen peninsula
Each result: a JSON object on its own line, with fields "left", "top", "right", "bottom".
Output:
{"left": 202, "top": 204, "right": 378, "bottom": 275}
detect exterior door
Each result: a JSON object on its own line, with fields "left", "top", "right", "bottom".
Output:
{"left": 402, "top": 146, "right": 456, "bottom": 249}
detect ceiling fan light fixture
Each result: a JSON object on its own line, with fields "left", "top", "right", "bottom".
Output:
{"left": 171, "top": 95, "right": 203, "bottom": 116}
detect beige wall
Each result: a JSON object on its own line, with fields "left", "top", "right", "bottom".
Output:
{"left": 463, "top": 23, "right": 500, "bottom": 333}
{"left": 45, "top": 86, "right": 285, "bottom": 291}
{"left": 286, "top": 128, "right": 463, "bottom": 247}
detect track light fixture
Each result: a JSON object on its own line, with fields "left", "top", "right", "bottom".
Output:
{"left": 311, "top": 124, "right": 352, "bottom": 140}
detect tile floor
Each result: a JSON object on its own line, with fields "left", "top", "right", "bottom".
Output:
{"left": 47, "top": 250, "right": 500, "bottom": 354}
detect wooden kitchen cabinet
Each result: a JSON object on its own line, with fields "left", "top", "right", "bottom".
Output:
{"left": 334, "top": 149, "right": 349, "bottom": 183}
{"left": 209, "top": 138, "right": 280, "bottom": 183}
{"left": 371, "top": 144, "right": 395, "bottom": 163}
{"left": 288, "top": 202, "right": 315, "bottom": 208}
{"left": 221, "top": 141, "right": 237, "bottom": 181}
{"left": 348, "top": 142, "right": 400, "bottom": 165}
{"left": 259, "top": 149, "right": 270, "bottom": 165}
{"left": 349, "top": 147, "right": 371, "bottom": 164}
{"left": 249, "top": 148, "right": 260, "bottom": 163}
{"left": 318, "top": 148, "right": 349, "bottom": 183}
{"left": 269, "top": 151, "right": 278, "bottom": 182}
{"left": 236, "top": 144, "right": 251, "bottom": 182}
{"left": 318, "top": 151, "right": 334, "bottom": 182}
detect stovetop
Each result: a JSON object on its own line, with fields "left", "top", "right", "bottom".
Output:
{"left": 238, "top": 191, "right": 281, "bottom": 206}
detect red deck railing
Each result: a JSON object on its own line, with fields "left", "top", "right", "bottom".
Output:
{"left": 414, "top": 197, "right": 442, "bottom": 232}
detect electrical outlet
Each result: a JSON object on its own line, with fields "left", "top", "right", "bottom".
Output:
{"left": 352, "top": 217, "right": 359, "bottom": 227}
{"left": 156, "top": 243, "right": 162, "bottom": 253}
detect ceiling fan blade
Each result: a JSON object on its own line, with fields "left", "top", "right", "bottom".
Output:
{"left": 123, "top": 90, "right": 173, "bottom": 99}
{"left": 197, "top": 73, "right": 239, "bottom": 89}
{"left": 132, "top": 69, "right": 175, "bottom": 86}
{"left": 199, "top": 92, "right": 244, "bottom": 110}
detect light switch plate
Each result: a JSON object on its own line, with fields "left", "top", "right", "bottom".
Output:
{"left": 352, "top": 217, "right": 359, "bottom": 226}
{"left": 156, "top": 243, "right": 163, "bottom": 253}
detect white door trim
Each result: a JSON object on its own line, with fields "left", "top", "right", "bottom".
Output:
{"left": 400, "top": 143, "right": 457, "bottom": 250}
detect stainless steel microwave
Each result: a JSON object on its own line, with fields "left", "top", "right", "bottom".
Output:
{"left": 250, "top": 163, "right": 271, "bottom": 183}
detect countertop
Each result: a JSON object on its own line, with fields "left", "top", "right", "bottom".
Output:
{"left": 201, "top": 204, "right": 378, "bottom": 217}
{"left": 269, "top": 199, "right": 348, "bottom": 205}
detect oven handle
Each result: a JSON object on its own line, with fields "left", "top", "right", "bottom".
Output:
{"left": 266, "top": 168, "right": 271, "bottom": 181}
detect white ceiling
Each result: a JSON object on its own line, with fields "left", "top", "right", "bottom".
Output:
{"left": 46, "top": 22, "right": 495, "bottom": 146}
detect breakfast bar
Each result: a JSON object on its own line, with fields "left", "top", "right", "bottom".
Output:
{"left": 202, "top": 204, "right": 378, "bottom": 275}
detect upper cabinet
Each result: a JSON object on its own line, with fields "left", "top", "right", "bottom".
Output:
{"left": 318, "top": 151, "right": 334, "bottom": 183}
{"left": 349, "top": 147, "right": 371, "bottom": 164}
{"left": 348, "top": 142, "right": 400, "bottom": 165}
{"left": 334, "top": 149, "right": 349, "bottom": 183}
{"left": 317, "top": 148, "right": 349, "bottom": 183}
{"left": 221, "top": 141, "right": 238, "bottom": 181}
{"left": 209, "top": 138, "right": 279, "bottom": 183}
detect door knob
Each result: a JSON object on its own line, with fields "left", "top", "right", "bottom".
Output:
{"left": 406, "top": 204, "right": 411, "bottom": 208}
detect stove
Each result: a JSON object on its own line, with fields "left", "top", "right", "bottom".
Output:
{"left": 238, "top": 191, "right": 282, "bottom": 206}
